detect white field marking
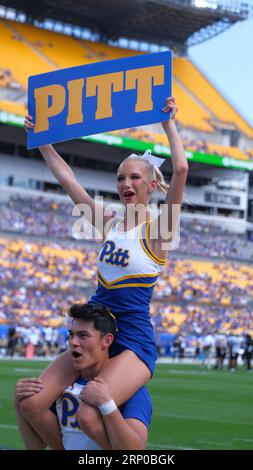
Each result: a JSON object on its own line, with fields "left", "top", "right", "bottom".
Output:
{"left": 148, "top": 442, "right": 199, "bottom": 450}
{"left": 197, "top": 439, "right": 231, "bottom": 447}
{"left": 13, "top": 368, "right": 43, "bottom": 374}
{"left": 0, "top": 424, "right": 18, "bottom": 429}
{"left": 151, "top": 394, "right": 210, "bottom": 405}
{"left": 153, "top": 392, "right": 252, "bottom": 413}
{"left": 152, "top": 392, "right": 251, "bottom": 411}
{"left": 154, "top": 411, "right": 248, "bottom": 426}
{"left": 234, "top": 438, "right": 253, "bottom": 442}
{"left": 153, "top": 377, "right": 210, "bottom": 384}
{"left": 0, "top": 357, "right": 52, "bottom": 361}
{"left": 166, "top": 370, "right": 210, "bottom": 375}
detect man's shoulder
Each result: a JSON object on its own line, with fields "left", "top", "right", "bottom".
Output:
{"left": 119, "top": 386, "right": 152, "bottom": 427}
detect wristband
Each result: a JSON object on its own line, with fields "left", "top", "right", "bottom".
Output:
{"left": 98, "top": 399, "right": 117, "bottom": 416}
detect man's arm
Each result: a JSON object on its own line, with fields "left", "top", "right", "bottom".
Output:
{"left": 80, "top": 377, "right": 148, "bottom": 450}
{"left": 15, "top": 378, "right": 47, "bottom": 450}
{"left": 103, "top": 413, "right": 148, "bottom": 450}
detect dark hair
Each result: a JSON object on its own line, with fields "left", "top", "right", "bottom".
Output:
{"left": 68, "top": 303, "right": 117, "bottom": 338}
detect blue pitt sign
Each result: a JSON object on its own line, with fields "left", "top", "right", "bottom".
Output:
{"left": 27, "top": 51, "right": 172, "bottom": 149}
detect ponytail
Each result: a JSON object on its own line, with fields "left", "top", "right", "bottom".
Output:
{"left": 153, "top": 165, "right": 169, "bottom": 194}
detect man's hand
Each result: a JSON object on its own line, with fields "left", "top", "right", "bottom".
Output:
{"left": 79, "top": 377, "right": 111, "bottom": 407}
{"left": 15, "top": 378, "right": 44, "bottom": 407}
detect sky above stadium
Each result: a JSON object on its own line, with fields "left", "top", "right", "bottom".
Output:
{"left": 189, "top": 2, "right": 253, "bottom": 127}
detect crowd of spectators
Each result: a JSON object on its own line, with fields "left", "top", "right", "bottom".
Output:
{"left": 151, "top": 303, "right": 253, "bottom": 337}
{"left": 111, "top": 128, "right": 253, "bottom": 162}
{"left": 0, "top": 194, "right": 253, "bottom": 346}
{"left": 0, "top": 196, "right": 76, "bottom": 239}
{"left": 180, "top": 220, "right": 252, "bottom": 260}
{"left": 0, "top": 233, "right": 252, "bottom": 338}
{"left": 1, "top": 195, "right": 253, "bottom": 260}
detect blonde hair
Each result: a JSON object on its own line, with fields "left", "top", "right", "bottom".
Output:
{"left": 123, "top": 153, "right": 169, "bottom": 194}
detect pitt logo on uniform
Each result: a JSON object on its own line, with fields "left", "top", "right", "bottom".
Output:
{"left": 27, "top": 50, "right": 172, "bottom": 149}
{"left": 99, "top": 241, "right": 130, "bottom": 267}
{"left": 60, "top": 392, "right": 79, "bottom": 429}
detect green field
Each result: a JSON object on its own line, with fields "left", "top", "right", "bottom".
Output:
{"left": 1, "top": 360, "right": 253, "bottom": 450}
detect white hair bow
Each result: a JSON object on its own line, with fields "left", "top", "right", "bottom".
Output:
{"left": 142, "top": 149, "right": 165, "bottom": 168}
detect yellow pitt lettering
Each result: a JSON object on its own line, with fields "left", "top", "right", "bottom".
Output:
{"left": 86, "top": 72, "right": 124, "bottom": 119}
{"left": 34, "top": 64, "right": 165, "bottom": 132}
{"left": 125, "top": 65, "right": 164, "bottom": 112}
{"left": 34, "top": 84, "right": 65, "bottom": 133}
{"left": 67, "top": 78, "right": 84, "bottom": 125}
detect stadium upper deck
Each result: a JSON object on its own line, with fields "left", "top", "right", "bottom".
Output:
{"left": 0, "top": 18, "right": 253, "bottom": 147}
{"left": 0, "top": 0, "right": 249, "bottom": 47}
{"left": 0, "top": 0, "right": 252, "bottom": 340}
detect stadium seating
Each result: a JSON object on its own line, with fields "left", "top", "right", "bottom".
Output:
{"left": 0, "top": 18, "right": 252, "bottom": 162}
{"left": 172, "top": 81, "right": 214, "bottom": 133}
{"left": 1, "top": 20, "right": 140, "bottom": 78}
{"left": 0, "top": 68, "right": 13, "bottom": 88}
{"left": 173, "top": 57, "right": 253, "bottom": 139}
{"left": 1, "top": 195, "right": 253, "bottom": 260}
{"left": 1, "top": 203, "right": 253, "bottom": 335}
{"left": 1, "top": 195, "right": 253, "bottom": 259}
{"left": 207, "top": 143, "right": 250, "bottom": 161}
{"left": 0, "top": 99, "right": 27, "bottom": 116}
{"left": 112, "top": 128, "right": 252, "bottom": 162}
{"left": 11, "top": 21, "right": 98, "bottom": 69}
{"left": 80, "top": 39, "right": 141, "bottom": 61}
{"left": 0, "top": 20, "right": 53, "bottom": 89}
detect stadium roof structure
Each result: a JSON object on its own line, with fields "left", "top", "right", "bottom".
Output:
{"left": 0, "top": 0, "right": 250, "bottom": 47}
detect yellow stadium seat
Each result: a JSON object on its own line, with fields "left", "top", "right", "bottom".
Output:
{"left": 0, "top": 19, "right": 141, "bottom": 90}
{"left": 1, "top": 18, "right": 252, "bottom": 143}
{"left": 173, "top": 81, "right": 214, "bottom": 132}
{"left": 174, "top": 57, "right": 253, "bottom": 138}
{"left": 0, "top": 20, "right": 54, "bottom": 89}
{"left": 207, "top": 143, "right": 249, "bottom": 161}
{"left": 11, "top": 22, "right": 99, "bottom": 68}
{"left": 0, "top": 99, "right": 27, "bottom": 116}
{"left": 1, "top": 236, "right": 253, "bottom": 331}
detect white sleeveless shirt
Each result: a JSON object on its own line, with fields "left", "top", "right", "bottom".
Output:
{"left": 90, "top": 220, "right": 166, "bottom": 314}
